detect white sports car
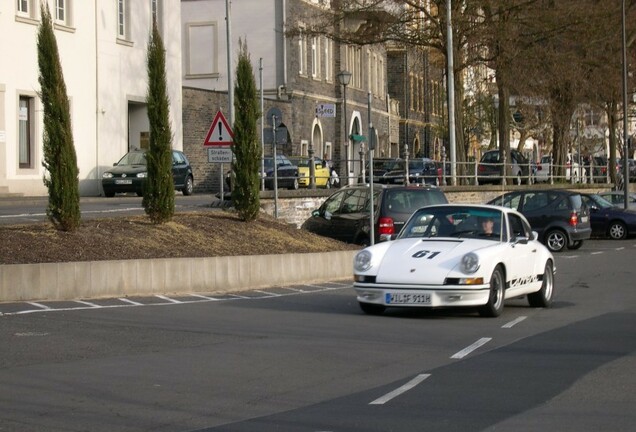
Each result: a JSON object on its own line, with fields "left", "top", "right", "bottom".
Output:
{"left": 353, "top": 204, "right": 556, "bottom": 317}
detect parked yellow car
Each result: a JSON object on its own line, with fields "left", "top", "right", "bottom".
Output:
{"left": 297, "top": 157, "right": 332, "bottom": 188}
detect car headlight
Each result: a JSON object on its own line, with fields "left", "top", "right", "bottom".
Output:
{"left": 136, "top": 172, "right": 147, "bottom": 178}
{"left": 102, "top": 172, "right": 113, "bottom": 179}
{"left": 460, "top": 252, "right": 480, "bottom": 274}
{"left": 354, "top": 250, "right": 373, "bottom": 272}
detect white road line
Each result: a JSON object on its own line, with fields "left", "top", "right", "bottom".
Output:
{"left": 502, "top": 316, "right": 527, "bottom": 328}
{"left": 591, "top": 251, "right": 604, "bottom": 255}
{"left": 189, "top": 294, "right": 221, "bottom": 301}
{"left": 156, "top": 295, "right": 182, "bottom": 304}
{"left": 451, "top": 337, "right": 492, "bottom": 359}
{"left": 616, "top": 247, "right": 625, "bottom": 251}
{"left": 27, "top": 302, "right": 50, "bottom": 310}
{"left": 75, "top": 300, "right": 101, "bottom": 308}
{"left": 254, "top": 290, "right": 280, "bottom": 296}
{"left": 369, "top": 374, "right": 431, "bottom": 405}
{"left": 118, "top": 298, "right": 143, "bottom": 305}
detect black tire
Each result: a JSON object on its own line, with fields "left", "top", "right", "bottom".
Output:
{"left": 104, "top": 191, "right": 115, "bottom": 198}
{"left": 528, "top": 261, "right": 554, "bottom": 308}
{"left": 182, "top": 176, "right": 194, "bottom": 196}
{"left": 567, "top": 240, "right": 583, "bottom": 250}
{"left": 608, "top": 220, "right": 627, "bottom": 240}
{"left": 359, "top": 302, "right": 386, "bottom": 315}
{"left": 544, "top": 229, "right": 567, "bottom": 252}
{"left": 479, "top": 266, "right": 505, "bottom": 317}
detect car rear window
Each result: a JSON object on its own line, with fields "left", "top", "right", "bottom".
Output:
{"left": 569, "top": 194, "right": 584, "bottom": 211}
{"left": 384, "top": 189, "right": 448, "bottom": 213}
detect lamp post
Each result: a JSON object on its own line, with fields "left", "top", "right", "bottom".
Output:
{"left": 622, "top": 0, "right": 629, "bottom": 208}
{"left": 338, "top": 70, "right": 352, "bottom": 185}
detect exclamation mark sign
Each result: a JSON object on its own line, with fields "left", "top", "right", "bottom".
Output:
{"left": 218, "top": 123, "right": 223, "bottom": 141}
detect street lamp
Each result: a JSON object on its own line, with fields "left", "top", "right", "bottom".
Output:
{"left": 338, "top": 70, "right": 352, "bottom": 185}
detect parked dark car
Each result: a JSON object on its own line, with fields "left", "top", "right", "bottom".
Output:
{"left": 579, "top": 193, "right": 636, "bottom": 240}
{"left": 263, "top": 154, "right": 299, "bottom": 190}
{"left": 301, "top": 184, "right": 448, "bottom": 245}
{"left": 617, "top": 158, "right": 636, "bottom": 181}
{"left": 478, "top": 149, "right": 533, "bottom": 185}
{"left": 367, "top": 158, "right": 404, "bottom": 183}
{"left": 379, "top": 157, "right": 441, "bottom": 185}
{"left": 591, "top": 156, "right": 609, "bottom": 183}
{"left": 487, "top": 189, "right": 591, "bottom": 252}
{"left": 102, "top": 149, "right": 194, "bottom": 197}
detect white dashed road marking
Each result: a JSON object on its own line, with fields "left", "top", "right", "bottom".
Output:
{"left": 369, "top": 374, "right": 431, "bottom": 405}
{"left": 502, "top": 316, "right": 527, "bottom": 328}
{"left": 451, "top": 337, "right": 492, "bottom": 359}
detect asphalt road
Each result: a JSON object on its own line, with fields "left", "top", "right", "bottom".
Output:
{"left": 0, "top": 194, "right": 222, "bottom": 225}
{"left": 1, "top": 239, "right": 635, "bottom": 431}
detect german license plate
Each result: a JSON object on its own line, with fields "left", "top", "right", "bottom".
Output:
{"left": 580, "top": 216, "right": 588, "bottom": 223}
{"left": 386, "top": 292, "right": 431, "bottom": 305}
{"left": 115, "top": 179, "right": 132, "bottom": 185}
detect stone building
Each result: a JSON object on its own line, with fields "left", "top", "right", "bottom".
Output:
{"left": 181, "top": 0, "right": 392, "bottom": 192}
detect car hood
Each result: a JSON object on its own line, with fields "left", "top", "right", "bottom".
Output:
{"left": 374, "top": 237, "right": 492, "bottom": 284}
{"left": 106, "top": 164, "right": 147, "bottom": 175}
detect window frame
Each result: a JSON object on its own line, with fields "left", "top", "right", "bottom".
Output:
{"left": 117, "top": 0, "right": 130, "bottom": 41}
{"left": 18, "top": 96, "right": 35, "bottom": 169}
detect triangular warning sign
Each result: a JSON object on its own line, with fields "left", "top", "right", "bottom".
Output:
{"left": 204, "top": 111, "right": 234, "bottom": 146}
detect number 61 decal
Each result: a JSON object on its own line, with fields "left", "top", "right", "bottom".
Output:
{"left": 412, "top": 250, "right": 441, "bottom": 259}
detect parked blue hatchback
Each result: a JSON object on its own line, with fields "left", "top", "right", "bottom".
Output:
{"left": 579, "top": 193, "right": 636, "bottom": 240}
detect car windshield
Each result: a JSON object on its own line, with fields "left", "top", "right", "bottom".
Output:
{"left": 117, "top": 152, "right": 146, "bottom": 166}
{"left": 399, "top": 206, "right": 505, "bottom": 241}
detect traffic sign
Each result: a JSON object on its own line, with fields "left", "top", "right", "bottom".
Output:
{"left": 204, "top": 111, "right": 234, "bottom": 146}
{"left": 315, "top": 103, "right": 336, "bottom": 117}
{"left": 207, "top": 147, "right": 233, "bottom": 163}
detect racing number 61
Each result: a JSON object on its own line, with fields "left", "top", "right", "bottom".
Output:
{"left": 412, "top": 250, "right": 441, "bottom": 259}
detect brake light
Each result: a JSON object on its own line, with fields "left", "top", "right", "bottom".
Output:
{"left": 569, "top": 211, "right": 578, "bottom": 226}
{"left": 378, "top": 217, "right": 395, "bottom": 235}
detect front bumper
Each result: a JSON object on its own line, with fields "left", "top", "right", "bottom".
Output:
{"left": 354, "top": 282, "right": 491, "bottom": 308}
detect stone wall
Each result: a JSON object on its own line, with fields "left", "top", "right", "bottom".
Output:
{"left": 261, "top": 185, "right": 613, "bottom": 228}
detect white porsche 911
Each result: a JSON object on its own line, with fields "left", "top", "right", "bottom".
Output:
{"left": 353, "top": 204, "right": 555, "bottom": 317}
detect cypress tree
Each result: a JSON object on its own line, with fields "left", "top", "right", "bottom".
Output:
{"left": 37, "top": 3, "right": 80, "bottom": 232}
{"left": 142, "top": 21, "right": 175, "bottom": 223}
{"left": 232, "top": 39, "right": 261, "bottom": 221}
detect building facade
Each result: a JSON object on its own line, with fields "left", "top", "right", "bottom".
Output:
{"left": 0, "top": 0, "right": 183, "bottom": 196}
{"left": 181, "top": 0, "right": 393, "bottom": 191}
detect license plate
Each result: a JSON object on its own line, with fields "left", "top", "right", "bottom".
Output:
{"left": 386, "top": 292, "right": 431, "bottom": 305}
{"left": 580, "top": 216, "right": 588, "bottom": 223}
{"left": 115, "top": 179, "right": 132, "bottom": 185}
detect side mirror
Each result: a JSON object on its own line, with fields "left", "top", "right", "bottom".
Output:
{"left": 311, "top": 209, "right": 320, "bottom": 217}
{"left": 532, "top": 231, "right": 539, "bottom": 241}
{"left": 513, "top": 236, "right": 529, "bottom": 245}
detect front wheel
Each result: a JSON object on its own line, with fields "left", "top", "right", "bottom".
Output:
{"left": 182, "top": 176, "right": 194, "bottom": 196}
{"left": 479, "top": 266, "right": 505, "bottom": 317}
{"left": 289, "top": 178, "right": 299, "bottom": 190}
{"left": 528, "top": 261, "right": 554, "bottom": 308}
{"left": 359, "top": 302, "right": 386, "bottom": 315}
{"left": 608, "top": 220, "right": 627, "bottom": 240}
{"left": 545, "top": 229, "right": 567, "bottom": 252}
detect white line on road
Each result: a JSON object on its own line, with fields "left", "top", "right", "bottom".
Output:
{"left": 502, "top": 316, "right": 527, "bottom": 328}
{"left": 591, "top": 251, "right": 604, "bottom": 255}
{"left": 75, "top": 300, "right": 101, "bottom": 308}
{"left": 189, "top": 293, "right": 221, "bottom": 301}
{"left": 27, "top": 302, "right": 50, "bottom": 310}
{"left": 451, "top": 337, "right": 492, "bottom": 359}
{"left": 118, "top": 298, "right": 143, "bottom": 305}
{"left": 156, "top": 295, "right": 181, "bottom": 304}
{"left": 369, "top": 374, "right": 431, "bottom": 405}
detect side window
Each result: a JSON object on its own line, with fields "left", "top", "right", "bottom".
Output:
{"left": 496, "top": 193, "right": 522, "bottom": 210}
{"left": 341, "top": 189, "right": 366, "bottom": 214}
{"left": 508, "top": 214, "right": 530, "bottom": 238}
{"left": 323, "top": 191, "right": 344, "bottom": 215}
{"left": 522, "top": 192, "right": 548, "bottom": 211}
